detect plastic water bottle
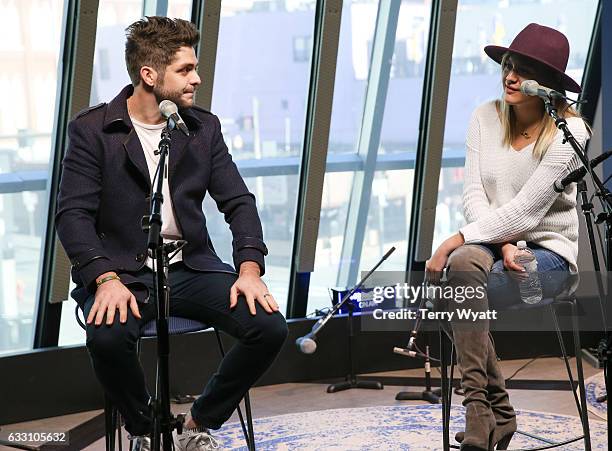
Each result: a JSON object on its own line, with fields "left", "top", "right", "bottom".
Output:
{"left": 514, "top": 241, "right": 542, "bottom": 304}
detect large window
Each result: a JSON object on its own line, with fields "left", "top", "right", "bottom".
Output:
{"left": 207, "top": 1, "right": 317, "bottom": 313}
{"left": 0, "top": 0, "right": 64, "bottom": 355}
{"left": 167, "top": 0, "right": 192, "bottom": 19}
{"left": 431, "top": 0, "right": 599, "bottom": 252}
{"left": 90, "top": 0, "right": 146, "bottom": 105}
{"left": 7, "top": 0, "right": 601, "bottom": 353}
{"left": 308, "top": 0, "right": 431, "bottom": 313}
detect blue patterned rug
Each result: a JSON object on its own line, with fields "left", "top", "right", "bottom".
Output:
{"left": 213, "top": 405, "right": 606, "bottom": 450}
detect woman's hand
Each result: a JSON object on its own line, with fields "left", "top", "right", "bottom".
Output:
{"left": 425, "top": 247, "right": 450, "bottom": 285}
{"left": 500, "top": 243, "right": 528, "bottom": 281}
{"left": 426, "top": 232, "right": 465, "bottom": 284}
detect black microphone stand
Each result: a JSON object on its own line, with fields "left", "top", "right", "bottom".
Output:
{"left": 296, "top": 248, "right": 395, "bottom": 389}
{"left": 327, "top": 297, "right": 384, "bottom": 393}
{"left": 325, "top": 249, "right": 397, "bottom": 393}
{"left": 394, "top": 290, "right": 441, "bottom": 403}
{"left": 142, "top": 119, "right": 186, "bottom": 451}
{"left": 545, "top": 98, "right": 611, "bottom": 449}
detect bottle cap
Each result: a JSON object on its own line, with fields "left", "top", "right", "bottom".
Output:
{"left": 517, "top": 240, "right": 527, "bottom": 249}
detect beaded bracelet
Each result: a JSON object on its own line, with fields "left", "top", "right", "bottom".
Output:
{"left": 96, "top": 274, "right": 121, "bottom": 287}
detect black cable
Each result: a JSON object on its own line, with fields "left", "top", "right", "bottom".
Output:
{"left": 582, "top": 177, "right": 609, "bottom": 265}
{"left": 149, "top": 157, "right": 161, "bottom": 202}
{"left": 594, "top": 216, "right": 606, "bottom": 263}
{"left": 414, "top": 342, "right": 441, "bottom": 363}
{"left": 144, "top": 151, "right": 162, "bottom": 256}
{"left": 595, "top": 187, "right": 612, "bottom": 215}
{"left": 505, "top": 357, "right": 539, "bottom": 382}
{"left": 505, "top": 354, "right": 561, "bottom": 382}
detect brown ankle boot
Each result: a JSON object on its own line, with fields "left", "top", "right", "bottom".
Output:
{"left": 452, "top": 329, "right": 496, "bottom": 450}
{"left": 460, "top": 402, "right": 496, "bottom": 450}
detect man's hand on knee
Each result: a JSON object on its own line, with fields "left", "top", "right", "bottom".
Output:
{"left": 230, "top": 262, "right": 279, "bottom": 315}
{"left": 87, "top": 273, "right": 141, "bottom": 326}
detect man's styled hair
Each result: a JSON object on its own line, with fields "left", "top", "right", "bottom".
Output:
{"left": 125, "top": 16, "right": 199, "bottom": 86}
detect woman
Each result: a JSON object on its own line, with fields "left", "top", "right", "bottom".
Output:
{"left": 425, "top": 23, "right": 590, "bottom": 450}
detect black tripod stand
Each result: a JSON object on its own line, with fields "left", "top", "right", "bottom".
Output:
{"left": 394, "top": 344, "right": 441, "bottom": 403}
{"left": 393, "top": 283, "right": 441, "bottom": 404}
{"left": 143, "top": 119, "right": 186, "bottom": 451}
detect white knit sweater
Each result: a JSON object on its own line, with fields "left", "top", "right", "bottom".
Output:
{"left": 459, "top": 101, "right": 589, "bottom": 273}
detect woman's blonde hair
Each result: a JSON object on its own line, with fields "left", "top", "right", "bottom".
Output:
{"left": 497, "top": 52, "right": 587, "bottom": 160}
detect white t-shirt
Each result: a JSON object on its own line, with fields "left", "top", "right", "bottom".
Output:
{"left": 130, "top": 116, "right": 183, "bottom": 268}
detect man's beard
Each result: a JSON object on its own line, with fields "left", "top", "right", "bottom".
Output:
{"left": 153, "top": 82, "right": 191, "bottom": 109}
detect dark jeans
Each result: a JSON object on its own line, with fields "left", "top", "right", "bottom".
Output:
{"left": 82, "top": 264, "right": 288, "bottom": 435}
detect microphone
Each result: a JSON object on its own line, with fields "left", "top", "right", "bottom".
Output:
{"left": 393, "top": 346, "right": 431, "bottom": 359}
{"left": 393, "top": 346, "right": 418, "bottom": 358}
{"left": 295, "top": 318, "right": 324, "bottom": 354}
{"left": 520, "top": 80, "right": 566, "bottom": 101}
{"left": 554, "top": 167, "right": 587, "bottom": 192}
{"left": 159, "top": 100, "right": 189, "bottom": 136}
{"left": 554, "top": 150, "right": 612, "bottom": 192}
{"left": 296, "top": 334, "right": 317, "bottom": 354}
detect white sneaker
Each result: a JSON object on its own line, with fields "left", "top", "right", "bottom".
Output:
{"left": 128, "top": 434, "right": 151, "bottom": 451}
{"left": 173, "top": 427, "right": 220, "bottom": 450}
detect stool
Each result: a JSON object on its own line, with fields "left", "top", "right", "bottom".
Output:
{"left": 438, "top": 276, "right": 592, "bottom": 451}
{"left": 76, "top": 306, "right": 256, "bottom": 450}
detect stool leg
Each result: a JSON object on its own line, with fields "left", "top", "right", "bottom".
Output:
{"left": 571, "top": 300, "right": 592, "bottom": 451}
{"left": 104, "top": 394, "right": 115, "bottom": 451}
{"left": 551, "top": 301, "right": 592, "bottom": 451}
{"left": 234, "top": 403, "right": 251, "bottom": 447}
{"left": 439, "top": 324, "right": 450, "bottom": 451}
{"left": 117, "top": 413, "right": 123, "bottom": 451}
{"left": 448, "top": 344, "right": 456, "bottom": 410}
{"left": 214, "top": 328, "right": 256, "bottom": 450}
{"left": 244, "top": 391, "right": 256, "bottom": 451}
{"left": 550, "top": 305, "right": 583, "bottom": 412}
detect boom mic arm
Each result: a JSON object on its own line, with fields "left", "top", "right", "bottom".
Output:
{"left": 295, "top": 247, "right": 396, "bottom": 354}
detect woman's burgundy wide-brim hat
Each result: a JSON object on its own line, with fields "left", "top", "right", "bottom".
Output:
{"left": 484, "top": 23, "right": 581, "bottom": 93}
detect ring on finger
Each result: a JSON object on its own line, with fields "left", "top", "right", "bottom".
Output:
{"left": 263, "top": 293, "right": 271, "bottom": 298}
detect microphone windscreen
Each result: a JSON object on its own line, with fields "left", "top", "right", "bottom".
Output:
{"left": 159, "top": 100, "right": 178, "bottom": 118}
{"left": 296, "top": 337, "right": 317, "bottom": 354}
{"left": 520, "top": 80, "right": 539, "bottom": 96}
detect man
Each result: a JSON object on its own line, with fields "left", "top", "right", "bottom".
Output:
{"left": 56, "top": 17, "right": 288, "bottom": 450}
